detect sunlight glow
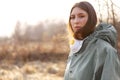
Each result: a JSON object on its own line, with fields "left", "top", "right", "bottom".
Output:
{"left": 0, "top": 0, "right": 74, "bottom": 37}
{"left": 0, "top": 0, "right": 119, "bottom": 37}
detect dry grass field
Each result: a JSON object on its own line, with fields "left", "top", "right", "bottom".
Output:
{"left": 0, "top": 42, "right": 69, "bottom": 80}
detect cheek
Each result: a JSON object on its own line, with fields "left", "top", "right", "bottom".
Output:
{"left": 83, "top": 18, "right": 88, "bottom": 23}
{"left": 70, "top": 21, "right": 73, "bottom": 28}
{"left": 70, "top": 24, "right": 76, "bottom": 32}
{"left": 81, "top": 18, "right": 88, "bottom": 26}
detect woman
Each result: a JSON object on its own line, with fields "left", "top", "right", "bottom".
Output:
{"left": 64, "top": 1, "right": 120, "bottom": 80}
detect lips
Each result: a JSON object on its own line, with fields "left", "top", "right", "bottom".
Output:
{"left": 74, "top": 26, "right": 81, "bottom": 30}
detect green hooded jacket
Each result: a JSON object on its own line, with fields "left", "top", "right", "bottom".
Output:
{"left": 64, "top": 23, "right": 120, "bottom": 80}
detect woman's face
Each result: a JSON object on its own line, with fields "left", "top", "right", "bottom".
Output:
{"left": 70, "top": 7, "right": 88, "bottom": 32}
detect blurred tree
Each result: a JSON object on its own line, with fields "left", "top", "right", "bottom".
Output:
{"left": 12, "top": 19, "right": 67, "bottom": 44}
{"left": 12, "top": 21, "right": 23, "bottom": 43}
{"left": 95, "top": 0, "right": 120, "bottom": 25}
{"left": 46, "top": 20, "right": 67, "bottom": 41}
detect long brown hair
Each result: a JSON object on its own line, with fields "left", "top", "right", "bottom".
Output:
{"left": 68, "top": 1, "right": 97, "bottom": 40}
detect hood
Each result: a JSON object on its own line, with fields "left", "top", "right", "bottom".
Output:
{"left": 93, "top": 22, "right": 117, "bottom": 48}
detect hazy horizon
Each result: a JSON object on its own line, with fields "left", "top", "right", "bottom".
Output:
{"left": 0, "top": 0, "right": 120, "bottom": 37}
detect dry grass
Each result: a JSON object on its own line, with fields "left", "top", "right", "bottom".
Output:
{"left": 0, "top": 42, "right": 69, "bottom": 61}
{"left": 0, "top": 61, "right": 66, "bottom": 80}
{"left": 0, "top": 42, "right": 69, "bottom": 80}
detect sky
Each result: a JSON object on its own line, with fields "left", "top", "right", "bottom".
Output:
{"left": 0, "top": 0, "right": 119, "bottom": 37}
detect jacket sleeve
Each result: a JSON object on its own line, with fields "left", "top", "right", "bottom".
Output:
{"left": 101, "top": 48, "right": 120, "bottom": 80}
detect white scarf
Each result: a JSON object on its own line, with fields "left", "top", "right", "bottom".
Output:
{"left": 70, "top": 39, "right": 84, "bottom": 53}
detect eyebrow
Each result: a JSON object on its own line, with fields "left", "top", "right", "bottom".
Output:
{"left": 71, "top": 13, "right": 86, "bottom": 16}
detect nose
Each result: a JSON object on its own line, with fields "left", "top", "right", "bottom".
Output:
{"left": 74, "top": 17, "right": 80, "bottom": 24}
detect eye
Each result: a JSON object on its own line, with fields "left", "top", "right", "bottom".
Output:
{"left": 78, "top": 15, "right": 85, "bottom": 18}
{"left": 70, "top": 15, "right": 75, "bottom": 19}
